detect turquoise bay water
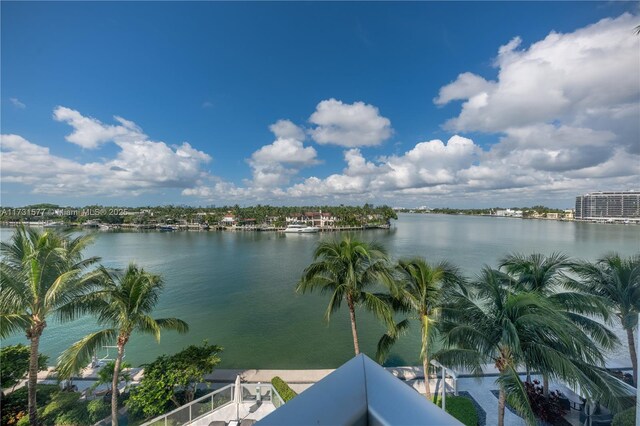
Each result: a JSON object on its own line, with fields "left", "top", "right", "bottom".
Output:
{"left": 1, "top": 214, "right": 639, "bottom": 368}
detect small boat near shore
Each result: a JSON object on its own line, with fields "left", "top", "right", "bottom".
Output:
{"left": 283, "top": 224, "right": 320, "bottom": 233}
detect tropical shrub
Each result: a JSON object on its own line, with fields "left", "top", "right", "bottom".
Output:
{"left": 524, "top": 380, "right": 568, "bottom": 423}
{"left": 40, "top": 391, "right": 81, "bottom": 423}
{"left": 1, "top": 384, "right": 58, "bottom": 426}
{"left": 435, "top": 395, "right": 478, "bottom": 426}
{"left": 0, "top": 345, "right": 48, "bottom": 390}
{"left": 613, "top": 407, "right": 636, "bottom": 426}
{"left": 271, "top": 376, "right": 297, "bottom": 402}
{"left": 53, "top": 402, "right": 91, "bottom": 426}
{"left": 87, "top": 399, "right": 111, "bottom": 422}
{"left": 127, "top": 342, "right": 221, "bottom": 419}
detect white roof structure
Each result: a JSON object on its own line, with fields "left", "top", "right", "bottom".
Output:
{"left": 258, "top": 354, "right": 462, "bottom": 425}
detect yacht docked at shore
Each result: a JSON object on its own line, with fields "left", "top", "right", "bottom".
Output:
{"left": 283, "top": 223, "right": 320, "bottom": 233}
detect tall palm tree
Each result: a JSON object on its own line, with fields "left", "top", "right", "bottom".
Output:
{"left": 0, "top": 226, "right": 100, "bottom": 426}
{"left": 296, "top": 235, "right": 395, "bottom": 355}
{"left": 437, "top": 267, "right": 628, "bottom": 426}
{"left": 376, "top": 258, "right": 464, "bottom": 399}
{"left": 501, "top": 252, "right": 619, "bottom": 394}
{"left": 57, "top": 263, "right": 189, "bottom": 426}
{"left": 570, "top": 253, "right": 640, "bottom": 385}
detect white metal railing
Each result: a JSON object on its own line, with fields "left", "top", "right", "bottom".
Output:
{"left": 430, "top": 359, "right": 458, "bottom": 412}
{"left": 139, "top": 383, "right": 285, "bottom": 426}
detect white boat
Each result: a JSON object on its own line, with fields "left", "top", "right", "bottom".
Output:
{"left": 283, "top": 224, "right": 320, "bottom": 233}
{"left": 43, "top": 221, "right": 65, "bottom": 228}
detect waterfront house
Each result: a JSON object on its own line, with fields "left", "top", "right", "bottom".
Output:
{"left": 304, "top": 211, "right": 335, "bottom": 227}
{"left": 221, "top": 213, "right": 236, "bottom": 226}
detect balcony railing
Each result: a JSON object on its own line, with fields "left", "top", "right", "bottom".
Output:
{"left": 140, "top": 383, "right": 285, "bottom": 426}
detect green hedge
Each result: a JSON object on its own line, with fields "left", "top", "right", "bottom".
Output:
{"left": 271, "top": 376, "right": 297, "bottom": 402}
{"left": 613, "top": 407, "right": 636, "bottom": 426}
{"left": 435, "top": 395, "right": 478, "bottom": 426}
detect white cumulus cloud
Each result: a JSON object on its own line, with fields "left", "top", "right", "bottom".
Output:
{"left": 247, "top": 119, "right": 318, "bottom": 190}
{"left": 309, "top": 98, "right": 392, "bottom": 147}
{"left": 2, "top": 108, "right": 213, "bottom": 196}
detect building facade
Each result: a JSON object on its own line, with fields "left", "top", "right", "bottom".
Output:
{"left": 575, "top": 191, "right": 640, "bottom": 222}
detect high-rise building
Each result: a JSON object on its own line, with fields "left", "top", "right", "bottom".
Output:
{"left": 575, "top": 191, "right": 640, "bottom": 222}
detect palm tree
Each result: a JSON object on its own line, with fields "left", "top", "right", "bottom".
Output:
{"left": 0, "top": 226, "right": 100, "bottom": 425}
{"left": 376, "top": 258, "right": 464, "bottom": 399}
{"left": 296, "top": 235, "right": 395, "bottom": 355}
{"left": 436, "top": 267, "right": 628, "bottom": 426}
{"left": 501, "top": 252, "right": 619, "bottom": 394}
{"left": 570, "top": 253, "right": 640, "bottom": 385}
{"left": 57, "top": 263, "right": 189, "bottom": 426}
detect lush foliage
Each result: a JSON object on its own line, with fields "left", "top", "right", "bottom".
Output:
{"left": 10, "top": 391, "right": 112, "bottom": 426}
{"left": 569, "top": 253, "right": 640, "bottom": 386}
{"left": 0, "top": 203, "right": 397, "bottom": 227}
{"left": 436, "top": 265, "right": 630, "bottom": 426}
{"left": 271, "top": 376, "right": 297, "bottom": 402}
{"left": 523, "top": 380, "right": 568, "bottom": 423}
{"left": 127, "top": 342, "right": 221, "bottom": 419}
{"left": 0, "top": 345, "right": 48, "bottom": 389}
{"left": 434, "top": 395, "right": 478, "bottom": 426}
{"left": 612, "top": 407, "right": 636, "bottom": 426}
{"left": 0, "top": 384, "right": 58, "bottom": 426}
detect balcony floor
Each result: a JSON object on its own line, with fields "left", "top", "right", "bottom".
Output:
{"left": 189, "top": 401, "right": 276, "bottom": 426}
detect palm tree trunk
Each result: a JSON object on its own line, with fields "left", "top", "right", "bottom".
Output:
{"left": 543, "top": 374, "right": 549, "bottom": 398}
{"left": 346, "top": 294, "right": 360, "bottom": 355}
{"left": 421, "top": 316, "right": 432, "bottom": 400}
{"left": 626, "top": 327, "right": 637, "bottom": 386}
{"left": 422, "top": 356, "right": 432, "bottom": 400}
{"left": 111, "top": 342, "right": 125, "bottom": 426}
{"left": 28, "top": 334, "right": 41, "bottom": 426}
{"left": 498, "top": 387, "right": 506, "bottom": 426}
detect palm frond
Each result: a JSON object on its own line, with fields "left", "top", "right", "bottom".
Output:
{"left": 0, "top": 314, "right": 32, "bottom": 338}
{"left": 375, "top": 318, "right": 411, "bottom": 363}
{"left": 57, "top": 328, "right": 117, "bottom": 379}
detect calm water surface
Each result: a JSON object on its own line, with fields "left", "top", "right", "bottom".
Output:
{"left": 2, "top": 214, "right": 639, "bottom": 368}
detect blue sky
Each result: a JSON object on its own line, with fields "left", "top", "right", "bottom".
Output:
{"left": 2, "top": 2, "right": 639, "bottom": 208}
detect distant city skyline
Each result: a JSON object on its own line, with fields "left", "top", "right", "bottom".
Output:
{"left": 2, "top": 2, "right": 639, "bottom": 208}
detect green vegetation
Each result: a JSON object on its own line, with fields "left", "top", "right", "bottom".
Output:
{"left": 271, "top": 376, "right": 297, "bottom": 402}
{"left": 0, "top": 345, "right": 48, "bottom": 390}
{"left": 57, "top": 263, "right": 189, "bottom": 426}
{"left": 127, "top": 342, "right": 222, "bottom": 420}
{"left": 92, "top": 361, "right": 132, "bottom": 395}
{"left": 376, "top": 258, "right": 464, "bottom": 399}
{"left": 434, "top": 395, "right": 478, "bottom": 426}
{"left": 500, "top": 253, "right": 618, "bottom": 395}
{"left": 0, "top": 203, "right": 397, "bottom": 228}
{"left": 297, "top": 235, "right": 396, "bottom": 355}
{"left": 11, "top": 391, "right": 112, "bottom": 426}
{"left": 1, "top": 384, "right": 59, "bottom": 426}
{"left": 0, "top": 226, "right": 100, "bottom": 425}
{"left": 570, "top": 254, "right": 640, "bottom": 386}
{"left": 613, "top": 407, "right": 636, "bottom": 426}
